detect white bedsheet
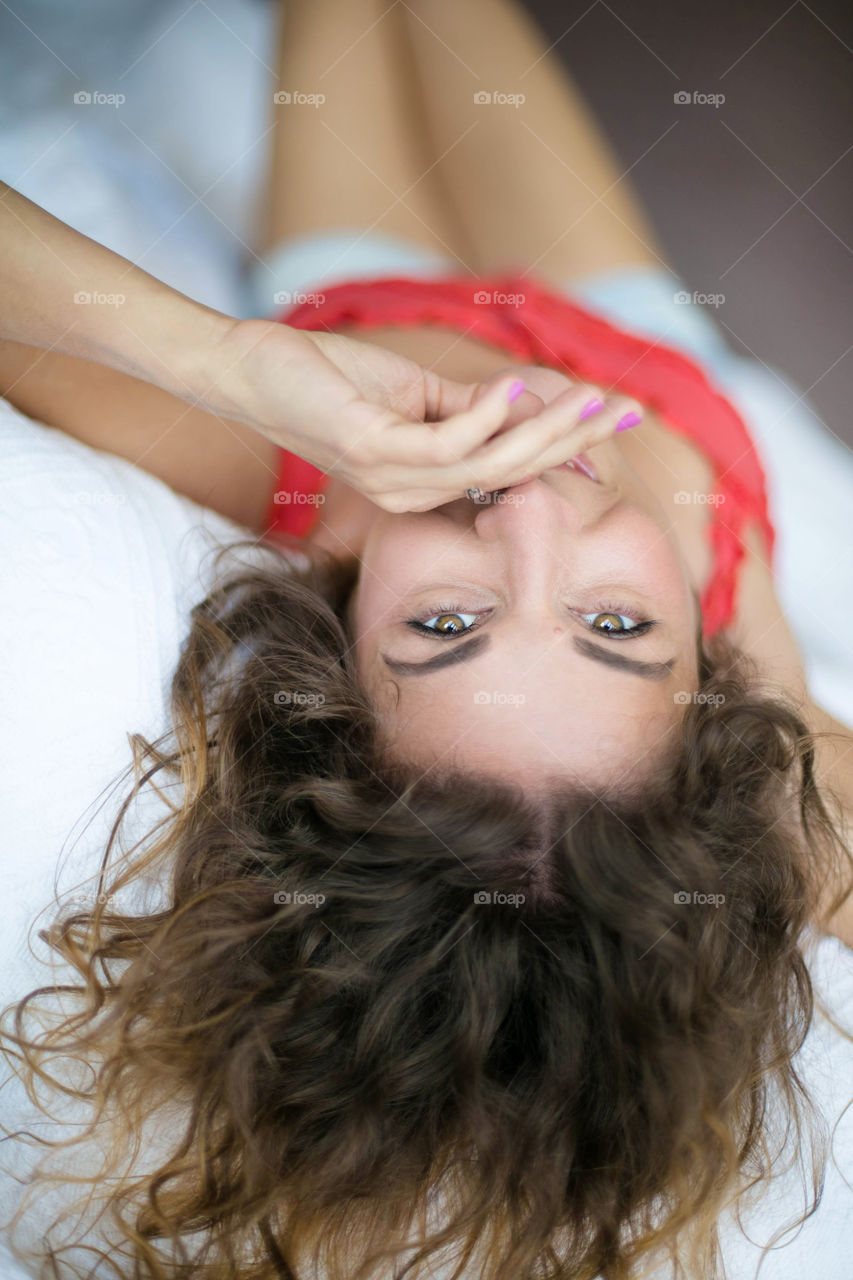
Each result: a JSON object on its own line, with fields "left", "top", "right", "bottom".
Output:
{"left": 0, "top": 0, "right": 277, "bottom": 319}
{"left": 0, "top": 404, "right": 295, "bottom": 1275}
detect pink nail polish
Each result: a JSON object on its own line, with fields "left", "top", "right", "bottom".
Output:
{"left": 616, "top": 411, "right": 642, "bottom": 432}
{"left": 579, "top": 397, "right": 604, "bottom": 420}
{"left": 507, "top": 379, "right": 526, "bottom": 403}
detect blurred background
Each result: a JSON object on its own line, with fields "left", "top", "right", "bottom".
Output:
{"left": 527, "top": 0, "right": 853, "bottom": 447}
{"left": 1, "top": 0, "right": 851, "bottom": 444}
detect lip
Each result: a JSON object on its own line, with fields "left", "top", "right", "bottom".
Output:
{"left": 488, "top": 453, "right": 601, "bottom": 496}
{"left": 555, "top": 452, "right": 599, "bottom": 483}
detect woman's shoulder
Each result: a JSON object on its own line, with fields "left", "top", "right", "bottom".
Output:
{"left": 722, "top": 519, "right": 809, "bottom": 704}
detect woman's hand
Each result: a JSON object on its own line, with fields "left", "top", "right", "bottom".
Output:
{"left": 0, "top": 182, "right": 641, "bottom": 514}
{"left": 0, "top": 182, "right": 643, "bottom": 515}
{"left": 199, "top": 318, "right": 643, "bottom": 513}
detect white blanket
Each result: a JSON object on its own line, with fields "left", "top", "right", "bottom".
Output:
{"left": 0, "top": 404, "right": 286, "bottom": 1275}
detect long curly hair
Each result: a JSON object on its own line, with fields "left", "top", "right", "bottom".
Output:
{"left": 2, "top": 534, "right": 851, "bottom": 1280}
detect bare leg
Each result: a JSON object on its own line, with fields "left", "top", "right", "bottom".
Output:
{"left": 396, "top": 0, "right": 673, "bottom": 284}
{"left": 260, "top": 0, "right": 475, "bottom": 269}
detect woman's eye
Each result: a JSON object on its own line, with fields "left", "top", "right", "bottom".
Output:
{"left": 580, "top": 611, "right": 642, "bottom": 634}
{"left": 408, "top": 607, "right": 654, "bottom": 639}
{"left": 416, "top": 611, "right": 479, "bottom": 635}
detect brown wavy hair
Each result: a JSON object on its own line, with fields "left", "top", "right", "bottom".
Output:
{"left": 2, "top": 534, "right": 852, "bottom": 1280}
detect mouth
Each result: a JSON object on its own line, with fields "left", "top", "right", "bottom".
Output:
{"left": 513, "top": 452, "right": 599, "bottom": 486}
{"left": 469, "top": 452, "right": 601, "bottom": 503}
{"left": 557, "top": 452, "right": 599, "bottom": 483}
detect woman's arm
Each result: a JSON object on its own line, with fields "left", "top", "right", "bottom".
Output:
{"left": 0, "top": 339, "right": 283, "bottom": 531}
{"left": 0, "top": 181, "right": 227, "bottom": 396}
{"left": 0, "top": 179, "right": 291, "bottom": 527}
{"left": 5, "top": 182, "right": 638, "bottom": 519}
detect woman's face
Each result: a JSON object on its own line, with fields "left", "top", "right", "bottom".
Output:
{"left": 349, "top": 436, "right": 702, "bottom": 792}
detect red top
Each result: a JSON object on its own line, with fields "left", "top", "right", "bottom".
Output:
{"left": 265, "top": 272, "right": 776, "bottom": 641}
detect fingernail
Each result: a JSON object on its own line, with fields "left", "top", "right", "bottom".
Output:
{"left": 507, "top": 379, "right": 526, "bottom": 403}
{"left": 616, "top": 411, "right": 642, "bottom": 432}
{"left": 579, "top": 397, "right": 604, "bottom": 420}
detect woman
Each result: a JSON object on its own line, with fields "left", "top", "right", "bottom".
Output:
{"left": 2, "top": 2, "right": 853, "bottom": 1278}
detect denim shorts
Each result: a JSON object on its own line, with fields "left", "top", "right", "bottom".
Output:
{"left": 244, "top": 226, "right": 734, "bottom": 369}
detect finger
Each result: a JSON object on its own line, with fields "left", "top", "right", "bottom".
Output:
{"left": 369, "top": 375, "right": 536, "bottom": 467}
{"left": 506, "top": 407, "right": 635, "bottom": 482}
{"left": 455, "top": 384, "right": 635, "bottom": 483}
{"left": 481, "top": 388, "right": 547, "bottom": 439}
{"left": 368, "top": 488, "right": 451, "bottom": 515}
{"left": 420, "top": 368, "right": 544, "bottom": 426}
{"left": 470, "top": 375, "right": 605, "bottom": 444}
{"left": 374, "top": 386, "right": 546, "bottom": 467}
{"left": 388, "top": 385, "right": 642, "bottom": 495}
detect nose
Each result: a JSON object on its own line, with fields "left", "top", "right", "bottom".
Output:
{"left": 473, "top": 476, "right": 585, "bottom": 540}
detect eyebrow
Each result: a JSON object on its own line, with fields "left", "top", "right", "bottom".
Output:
{"left": 381, "top": 633, "right": 676, "bottom": 681}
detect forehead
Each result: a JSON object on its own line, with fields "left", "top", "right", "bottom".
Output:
{"left": 380, "top": 696, "right": 682, "bottom": 789}
{"left": 371, "top": 653, "right": 685, "bottom": 788}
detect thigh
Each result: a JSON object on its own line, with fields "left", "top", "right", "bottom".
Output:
{"left": 261, "top": 0, "right": 469, "bottom": 264}
{"left": 399, "top": 0, "right": 670, "bottom": 286}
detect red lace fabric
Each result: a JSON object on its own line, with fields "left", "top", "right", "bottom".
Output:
{"left": 265, "top": 272, "right": 776, "bottom": 640}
